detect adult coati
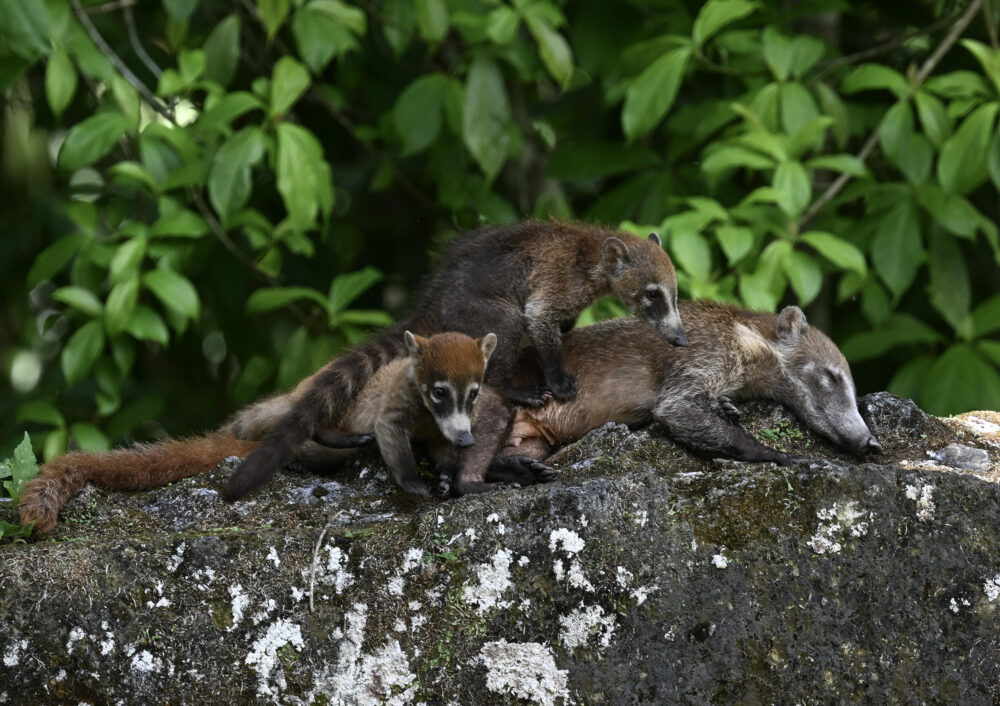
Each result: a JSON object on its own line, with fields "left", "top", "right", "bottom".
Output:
{"left": 226, "top": 221, "right": 687, "bottom": 499}
{"left": 19, "top": 331, "right": 539, "bottom": 534}
{"left": 487, "top": 302, "right": 881, "bottom": 472}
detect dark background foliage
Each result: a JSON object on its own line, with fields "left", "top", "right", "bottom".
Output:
{"left": 1, "top": 0, "right": 999, "bottom": 463}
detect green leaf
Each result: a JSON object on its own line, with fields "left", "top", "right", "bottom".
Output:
{"left": 840, "top": 313, "right": 942, "bottom": 361}
{"left": 0, "top": 521, "right": 34, "bottom": 538}
{"left": 143, "top": 268, "right": 200, "bottom": 321}
{"left": 978, "top": 340, "right": 1000, "bottom": 368}
{"left": 126, "top": 306, "right": 169, "bottom": 344}
{"left": 871, "top": 199, "right": 922, "bottom": 297}
{"left": 783, "top": 250, "right": 822, "bottom": 306}
{"left": 17, "top": 401, "right": 65, "bottom": 428}
{"left": 270, "top": 56, "right": 311, "bottom": 118}
{"left": 913, "top": 90, "right": 952, "bottom": 147}
{"left": 915, "top": 184, "right": 979, "bottom": 239}
{"left": 328, "top": 267, "right": 383, "bottom": 314}
{"left": 896, "top": 133, "right": 933, "bottom": 186}
{"left": 208, "top": 126, "right": 265, "bottom": 220}
{"left": 109, "top": 236, "right": 146, "bottom": 284}
{"left": 28, "top": 234, "right": 86, "bottom": 287}
{"left": 195, "top": 92, "right": 264, "bottom": 135}
{"left": 57, "top": 112, "right": 131, "bottom": 172}
{"left": 714, "top": 225, "right": 754, "bottom": 265}
{"left": 45, "top": 47, "right": 77, "bottom": 119}
{"left": 788, "top": 35, "right": 825, "bottom": 79}
{"left": 61, "top": 320, "right": 105, "bottom": 385}
{"left": 150, "top": 209, "right": 209, "bottom": 238}
{"left": 799, "top": 231, "right": 867, "bottom": 276}
{"left": 961, "top": 39, "right": 1000, "bottom": 96}
{"left": 547, "top": 142, "right": 660, "bottom": 182}
{"left": 246, "top": 286, "right": 329, "bottom": 315}
{"left": 692, "top": 0, "right": 757, "bottom": 48}
{"left": 772, "top": 160, "right": 810, "bottom": 218}
{"left": 804, "top": 154, "right": 870, "bottom": 178}
{"left": 486, "top": 6, "right": 519, "bottom": 45}
{"left": 312, "top": 0, "right": 366, "bottom": 34}
{"left": 393, "top": 74, "right": 448, "bottom": 155}
{"left": 921, "top": 344, "right": 1000, "bottom": 415}
{"left": 841, "top": 63, "right": 909, "bottom": 99}
{"left": 671, "top": 230, "right": 713, "bottom": 281}
{"left": 622, "top": 46, "right": 691, "bottom": 141}
{"left": 779, "top": 82, "right": 819, "bottom": 136}
{"left": 275, "top": 122, "right": 334, "bottom": 231}
{"left": 928, "top": 229, "right": 971, "bottom": 338}
{"left": 203, "top": 13, "right": 240, "bottom": 87}
{"left": 990, "top": 129, "right": 1000, "bottom": 193}
{"left": 2, "top": 433, "right": 38, "bottom": 504}
{"left": 524, "top": 10, "right": 573, "bottom": 88}
{"left": 761, "top": 27, "right": 795, "bottom": 81}
{"left": 937, "top": 102, "right": 999, "bottom": 194}
{"left": 462, "top": 55, "right": 512, "bottom": 179}
{"left": 163, "top": 0, "right": 198, "bottom": 21}
{"left": 701, "top": 145, "right": 775, "bottom": 177}
{"left": 878, "top": 101, "right": 913, "bottom": 167}
{"left": 972, "top": 293, "right": 1000, "bottom": 337}
{"left": 336, "top": 309, "right": 394, "bottom": 327}
{"left": 69, "top": 423, "right": 110, "bottom": 452}
{"left": 105, "top": 277, "right": 140, "bottom": 336}
{"left": 256, "top": 0, "right": 289, "bottom": 39}
{"left": 887, "top": 355, "right": 934, "bottom": 403}
{"left": 292, "top": 3, "right": 361, "bottom": 74}
{"left": 415, "top": 0, "right": 449, "bottom": 42}
{"left": 53, "top": 286, "right": 103, "bottom": 317}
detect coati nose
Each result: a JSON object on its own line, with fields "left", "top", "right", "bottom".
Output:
{"left": 455, "top": 431, "right": 475, "bottom": 448}
{"left": 668, "top": 330, "right": 690, "bottom": 347}
{"left": 866, "top": 436, "right": 882, "bottom": 453}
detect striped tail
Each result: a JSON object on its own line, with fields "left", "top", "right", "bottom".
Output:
{"left": 225, "top": 325, "right": 411, "bottom": 499}
{"left": 19, "top": 433, "right": 259, "bottom": 534}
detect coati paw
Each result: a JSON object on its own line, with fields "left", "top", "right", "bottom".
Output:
{"left": 546, "top": 371, "right": 577, "bottom": 401}
{"left": 394, "top": 476, "right": 432, "bottom": 498}
{"left": 505, "top": 383, "right": 551, "bottom": 408}
{"left": 486, "top": 455, "right": 555, "bottom": 485}
{"left": 716, "top": 396, "right": 741, "bottom": 421}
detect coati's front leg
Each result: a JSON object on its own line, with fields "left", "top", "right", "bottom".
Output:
{"left": 654, "top": 395, "right": 796, "bottom": 465}
{"left": 521, "top": 304, "right": 576, "bottom": 402}
{"left": 374, "top": 411, "right": 432, "bottom": 497}
{"left": 312, "top": 429, "right": 376, "bottom": 448}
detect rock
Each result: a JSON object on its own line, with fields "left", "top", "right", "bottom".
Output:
{"left": 929, "top": 443, "right": 992, "bottom": 472}
{"left": 1, "top": 394, "right": 999, "bottom": 704}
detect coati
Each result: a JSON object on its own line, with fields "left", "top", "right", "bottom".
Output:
{"left": 19, "top": 331, "right": 542, "bottom": 534}
{"left": 488, "top": 302, "right": 881, "bottom": 471}
{"left": 226, "top": 221, "right": 687, "bottom": 499}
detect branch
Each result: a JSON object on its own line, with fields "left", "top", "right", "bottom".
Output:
{"left": 84, "top": 0, "right": 137, "bottom": 14}
{"left": 799, "top": 0, "right": 985, "bottom": 230}
{"left": 123, "top": 6, "right": 163, "bottom": 79}
{"left": 68, "top": 0, "right": 173, "bottom": 122}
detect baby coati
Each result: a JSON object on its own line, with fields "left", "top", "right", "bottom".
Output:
{"left": 19, "top": 331, "right": 534, "bottom": 534}
{"left": 226, "top": 221, "right": 687, "bottom": 499}
{"left": 488, "top": 302, "right": 881, "bottom": 471}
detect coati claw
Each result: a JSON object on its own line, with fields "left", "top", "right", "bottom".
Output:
{"left": 485, "top": 454, "right": 556, "bottom": 485}
{"left": 505, "top": 383, "right": 551, "bottom": 408}
{"left": 547, "top": 371, "right": 577, "bottom": 401}
{"left": 716, "top": 396, "right": 741, "bottom": 420}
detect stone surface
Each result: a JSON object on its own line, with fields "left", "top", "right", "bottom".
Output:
{"left": 1, "top": 394, "right": 999, "bottom": 704}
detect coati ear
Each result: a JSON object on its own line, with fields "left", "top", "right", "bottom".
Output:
{"left": 602, "top": 237, "right": 630, "bottom": 271}
{"left": 647, "top": 232, "right": 662, "bottom": 248}
{"left": 776, "top": 306, "right": 808, "bottom": 345}
{"left": 404, "top": 331, "right": 422, "bottom": 357}
{"left": 478, "top": 332, "right": 498, "bottom": 362}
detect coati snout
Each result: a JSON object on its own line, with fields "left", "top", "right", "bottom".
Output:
{"left": 603, "top": 232, "right": 688, "bottom": 347}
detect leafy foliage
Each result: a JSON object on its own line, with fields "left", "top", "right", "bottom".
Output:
{"left": 0, "top": 433, "right": 39, "bottom": 537}
{"left": 0, "top": 0, "right": 998, "bottom": 461}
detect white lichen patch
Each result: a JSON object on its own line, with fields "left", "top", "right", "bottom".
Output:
{"left": 131, "top": 650, "right": 162, "bottom": 674}
{"left": 267, "top": 547, "right": 280, "bottom": 568}
{"left": 410, "top": 614, "right": 427, "bottom": 631}
{"left": 387, "top": 576, "right": 405, "bottom": 596}
{"left": 566, "top": 560, "right": 594, "bottom": 592}
{"left": 559, "top": 603, "right": 616, "bottom": 650}
{"left": 245, "top": 619, "right": 304, "bottom": 697}
{"left": 615, "top": 566, "right": 634, "bottom": 588}
{"left": 66, "top": 627, "right": 85, "bottom": 655}
{"left": 166, "top": 542, "right": 187, "bottom": 572}
{"left": 400, "top": 548, "right": 424, "bottom": 573}
{"left": 985, "top": 574, "right": 1000, "bottom": 602}
{"left": 579, "top": 514, "right": 588, "bottom": 528}
{"left": 518, "top": 555, "right": 530, "bottom": 567}
{"left": 291, "top": 587, "right": 305, "bottom": 602}
{"left": 477, "top": 640, "right": 569, "bottom": 706}
{"left": 630, "top": 584, "right": 657, "bottom": 606}
{"left": 549, "top": 528, "right": 585, "bottom": 555}
{"left": 310, "top": 603, "right": 418, "bottom": 706}
{"left": 228, "top": 584, "right": 249, "bottom": 631}
{"left": 3, "top": 640, "right": 26, "bottom": 667}
{"left": 949, "top": 597, "right": 971, "bottom": 613}
{"left": 394, "top": 619, "right": 407, "bottom": 633}
{"left": 465, "top": 527, "right": 478, "bottom": 544}
{"left": 553, "top": 559, "right": 565, "bottom": 582}
{"left": 808, "top": 501, "right": 873, "bottom": 555}
{"left": 463, "top": 550, "right": 514, "bottom": 613}
{"left": 252, "top": 599, "right": 278, "bottom": 625}
{"left": 959, "top": 415, "right": 1000, "bottom": 437}
{"left": 712, "top": 552, "right": 729, "bottom": 569}
{"left": 905, "top": 483, "right": 936, "bottom": 522}
{"left": 192, "top": 567, "right": 217, "bottom": 591}
{"left": 306, "top": 545, "right": 354, "bottom": 595}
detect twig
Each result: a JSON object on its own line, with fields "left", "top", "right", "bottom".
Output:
{"left": 68, "top": 0, "right": 173, "bottom": 122}
{"left": 810, "top": 10, "right": 964, "bottom": 85}
{"left": 308, "top": 511, "right": 343, "bottom": 613}
{"left": 123, "top": 5, "right": 163, "bottom": 79}
{"left": 983, "top": 0, "right": 999, "bottom": 50}
{"left": 84, "top": 0, "right": 137, "bottom": 14}
{"left": 799, "top": 0, "right": 985, "bottom": 230}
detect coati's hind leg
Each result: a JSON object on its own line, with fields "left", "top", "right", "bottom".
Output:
{"left": 655, "top": 395, "right": 798, "bottom": 465}
{"left": 313, "top": 429, "right": 376, "bottom": 448}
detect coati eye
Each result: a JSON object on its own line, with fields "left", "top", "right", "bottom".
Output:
{"left": 825, "top": 369, "right": 840, "bottom": 385}
{"left": 644, "top": 288, "right": 661, "bottom": 300}
{"left": 468, "top": 385, "right": 479, "bottom": 402}
{"left": 431, "top": 384, "right": 448, "bottom": 402}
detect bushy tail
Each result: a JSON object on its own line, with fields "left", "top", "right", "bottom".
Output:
{"left": 226, "top": 324, "right": 411, "bottom": 499}
{"left": 19, "top": 433, "right": 259, "bottom": 534}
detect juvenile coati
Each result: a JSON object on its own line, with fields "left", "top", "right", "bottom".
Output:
{"left": 489, "top": 302, "right": 880, "bottom": 471}
{"left": 19, "top": 331, "right": 535, "bottom": 534}
{"left": 226, "top": 221, "right": 687, "bottom": 499}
